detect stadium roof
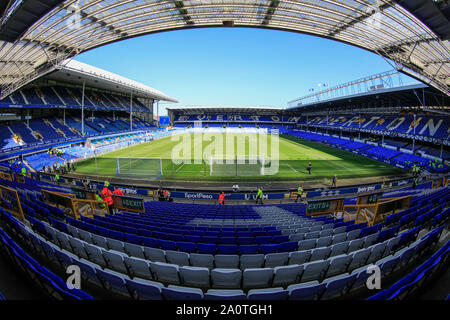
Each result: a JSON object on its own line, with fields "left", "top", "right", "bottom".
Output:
{"left": 287, "top": 81, "right": 450, "bottom": 113}
{"left": 0, "top": 0, "right": 449, "bottom": 100}
{"left": 167, "top": 106, "right": 284, "bottom": 114}
{"left": 44, "top": 59, "right": 178, "bottom": 101}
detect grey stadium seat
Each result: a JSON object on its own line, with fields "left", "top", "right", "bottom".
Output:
{"left": 319, "top": 229, "right": 333, "bottom": 238}
{"left": 68, "top": 237, "right": 89, "bottom": 260}
{"left": 243, "top": 268, "right": 274, "bottom": 290}
{"left": 162, "top": 285, "right": 203, "bottom": 300}
{"left": 179, "top": 266, "right": 210, "bottom": 288}
{"left": 300, "top": 260, "right": 330, "bottom": 283}
{"left": 288, "top": 250, "right": 311, "bottom": 265}
{"left": 289, "top": 233, "right": 305, "bottom": 242}
{"left": 325, "top": 254, "right": 352, "bottom": 278}
{"left": 332, "top": 233, "right": 347, "bottom": 245}
{"left": 215, "top": 255, "right": 239, "bottom": 269}
{"left": 363, "top": 233, "right": 379, "bottom": 248}
{"left": 66, "top": 225, "right": 79, "bottom": 238}
{"left": 124, "top": 243, "right": 145, "bottom": 259}
{"left": 102, "top": 249, "right": 128, "bottom": 274}
{"left": 83, "top": 243, "right": 107, "bottom": 268}
{"left": 298, "top": 239, "right": 316, "bottom": 251}
{"left": 190, "top": 253, "right": 214, "bottom": 269}
{"left": 272, "top": 264, "right": 303, "bottom": 287}
{"left": 91, "top": 234, "right": 109, "bottom": 250}
{"left": 304, "top": 231, "right": 320, "bottom": 240}
{"left": 204, "top": 289, "right": 246, "bottom": 300}
{"left": 211, "top": 269, "right": 242, "bottom": 289}
{"left": 149, "top": 262, "right": 180, "bottom": 285}
{"left": 264, "top": 252, "right": 289, "bottom": 268}
{"left": 240, "top": 254, "right": 265, "bottom": 269}
{"left": 144, "top": 247, "right": 166, "bottom": 263}
{"left": 123, "top": 256, "right": 153, "bottom": 280}
{"left": 330, "top": 241, "right": 349, "bottom": 257}
{"left": 333, "top": 226, "right": 347, "bottom": 235}
{"left": 165, "top": 250, "right": 190, "bottom": 267}
{"left": 107, "top": 238, "right": 125, "bottom": 253}
{"left": 348, "top": 248, "right": 371, "bottom": 271}
{"left": 347, "top": 238, "right": 364, "bottom": 253}
{"left": 366, "top": 242, "right": 387, "bottom": 265}
{"left": 346, "top": 229, "right": 361, "bottom": 241}
{"left": 316, "top": 236, "right": 333, "bottom": 248}
{"left": 78, "top": 229, "right": 92, "bottom": 244}
{"left": 309, "top": 247, "right": 331, "bottom": 262}
{"left": 247, "top": 287, "right": 289, "bottom": 300}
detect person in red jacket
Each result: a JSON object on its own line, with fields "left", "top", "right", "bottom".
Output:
{"left": 101, "top": 185, "right": 113, "bottom": 215}
{"left": 112, "top": 187, "right": 124, "bottom": 214}
{"left": 218, "top": 191, "right": 225, "bottom": 205}
{"left": 113, "top": 187, "right": 124, "bottom": 197}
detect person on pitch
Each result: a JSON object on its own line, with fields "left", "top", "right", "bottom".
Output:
{"left": 307, "top": 161, "right": 312, "bottom": 175}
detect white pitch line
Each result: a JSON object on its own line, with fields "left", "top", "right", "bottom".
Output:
{"left": 286, "top": 164, "right": 299, "bottom": 173}
{"left": 175, "top": 162, "right": 185, "bottom": 173}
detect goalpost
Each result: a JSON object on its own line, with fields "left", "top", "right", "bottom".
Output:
{"left": 208, "top": 154, "right": 269, "bottom": 176}
{"left": 114, "top": 157, "right": 162, "bottom": 180}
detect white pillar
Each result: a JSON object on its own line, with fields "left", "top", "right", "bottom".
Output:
{"left": 358, "top": 113, "right": 361, "bottom": 140}
{"left": 157, "top": 100, "right": 159, "bottom": 128}
{"left": 130, "top": 92, "right": 133, "bottom": 131}
{"left": 412, "top": 113, "right": 416, "bottom": 153}
{"left": 81, "top": 80, "right": 85, "bottom": 136}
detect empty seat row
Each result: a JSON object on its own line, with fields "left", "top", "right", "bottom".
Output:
{"left": 38, "top": 221, "right": 418, "bottom": 291}
{"left": 23, "top": 218, "right": 440, "bottom": 300}
{"left": 62, "top": 218, "right": 299, "bottom": 254}
{"left": 47, "top": 219, "right": 410, "bottom": 270}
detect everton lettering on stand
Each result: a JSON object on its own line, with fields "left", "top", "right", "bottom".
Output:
{"left": 306, "top": 184, "right": 382, "bottom": 198}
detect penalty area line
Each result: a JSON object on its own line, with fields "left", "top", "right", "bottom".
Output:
{"left": 175, "top": 162, "right": 186, "bottom": 173}
{"left": 286, "top": 164, "right": 299, "bottom": 173}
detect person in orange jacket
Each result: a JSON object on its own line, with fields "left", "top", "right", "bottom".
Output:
{"left": 113, "top": 186, "right": 124, "bottom": 197}
{"left": 100, "top": 184, "right": 113, "bottom": 215}
{"left": 218, "top": 191, "right": 225, "bottom": 205}
{"left": 112, "top": 187, "right": 124, "bottom": 214}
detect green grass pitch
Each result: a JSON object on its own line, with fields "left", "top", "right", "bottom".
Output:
{"left": 74, "top": 133, "right": 404, "bottom": 182}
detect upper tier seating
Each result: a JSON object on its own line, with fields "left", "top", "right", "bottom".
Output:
{"left": 283, "top": 129, "right": 448, "bottom": 173}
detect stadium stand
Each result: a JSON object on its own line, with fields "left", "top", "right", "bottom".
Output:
{"left": 282, "top": 129, "right": 448, "bottom": 173}
{"left": 0, "top": 173, "right": 448, "bottom": 300}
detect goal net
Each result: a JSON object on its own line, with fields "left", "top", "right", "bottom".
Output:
{"left": 114, "top": 157, "right": 162, "bottom": 180}
{"left": 208, "top": 154, "right": 270, "bottom": 176}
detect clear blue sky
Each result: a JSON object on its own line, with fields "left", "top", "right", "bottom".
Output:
{"left": 76, "top": 27, "right": 416, "bottom": 116}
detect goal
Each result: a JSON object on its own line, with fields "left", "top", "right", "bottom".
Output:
{"left": 114, "top": 157, "right": 162, "bottom": 180}
{"left": 208, "top": 154, "right": 270, "bottom": 176}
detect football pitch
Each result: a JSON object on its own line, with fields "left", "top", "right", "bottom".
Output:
{"left": 74, "top": 133, "right": 404, "bottom": 182}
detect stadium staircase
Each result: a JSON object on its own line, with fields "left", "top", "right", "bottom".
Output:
{"left": 19, "top": 91, "right": 29, "bottom": 105}
{"left": 50, "top": 87, "right": 66, "bottom": 105}
{"left": 252, "top": 206, "right": 309, "bottom": 232}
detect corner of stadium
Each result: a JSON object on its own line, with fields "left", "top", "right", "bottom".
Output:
{"left": 0, "top": 0, "right": 449, "bottom": 308}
